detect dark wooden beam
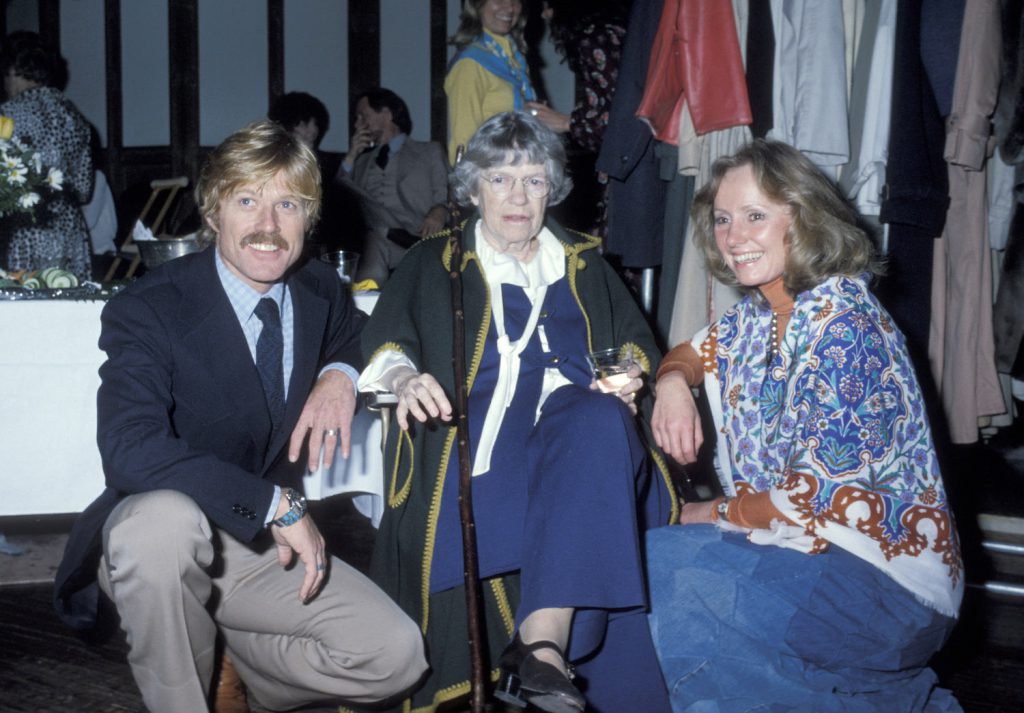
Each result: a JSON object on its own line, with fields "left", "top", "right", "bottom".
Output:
{"left": 267, "top": 0, "right": 284, "bottom": 105}
{"left": 167, "top": 0, "right": 199, "bottom": 181}
{"left": 38, "top": 0, "right": 60, "bottom": 53}
{"left": 104, "top": 0, "right": 124, "bottom": 192}
{"left": 430, "top": 0, "right": 448, "bottom": 144}
{"left": 348, "top": 0, "right": 380, "bottom": 110}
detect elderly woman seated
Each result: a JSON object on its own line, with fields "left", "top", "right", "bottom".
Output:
{"left": 646, "top": 140, "right": 964, "bottom": 712}
{"left": 357, "top": 111, "right": 678, "bottom": 713}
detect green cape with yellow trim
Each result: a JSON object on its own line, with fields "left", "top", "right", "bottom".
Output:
{"left": 358, "top": 217, "right": 679, "bottom": 712}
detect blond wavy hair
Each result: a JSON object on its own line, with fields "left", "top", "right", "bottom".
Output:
{"left": 196, "top": 120, "right": 321, "bottom": 246}
{"left": 450, "top": 0, "right": 528, "bottom": 51}
{"left": 692, "top": 139, "right": 883, "bottom": 295}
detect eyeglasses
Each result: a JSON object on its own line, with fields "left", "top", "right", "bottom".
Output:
{"left": 481, "top": 173, "right": 551, "bottom": 199}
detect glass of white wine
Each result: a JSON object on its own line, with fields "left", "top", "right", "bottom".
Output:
{"left": 587, "top": 347, "right": 636, "bottom": 394}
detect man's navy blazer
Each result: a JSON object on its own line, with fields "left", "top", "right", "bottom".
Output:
{"left": 53, "top": 247, "right": 367, "bottom": 629}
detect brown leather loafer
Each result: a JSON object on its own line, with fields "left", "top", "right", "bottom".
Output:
{"left": 213, "top": 654, "right": 250, "bottom": 713}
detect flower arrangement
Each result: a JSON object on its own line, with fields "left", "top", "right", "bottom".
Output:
{"left": 0, "top": 115, "right": 64, "bottom": 218}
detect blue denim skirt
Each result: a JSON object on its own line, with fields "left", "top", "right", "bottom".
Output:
{"left": 646, "top": 525, "right": 961, "bottom": 712}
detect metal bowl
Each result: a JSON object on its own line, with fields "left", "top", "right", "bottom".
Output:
{"left": 137, "top": 237, "right": 203, "bottom": 269}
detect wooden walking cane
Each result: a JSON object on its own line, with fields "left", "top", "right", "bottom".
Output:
{"left": 447, "top": 146, "right": 488, "bottom": 713}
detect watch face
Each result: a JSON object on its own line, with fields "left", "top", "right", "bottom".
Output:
{"left": 287, "top": 489, "right": 307, "bottom": 513}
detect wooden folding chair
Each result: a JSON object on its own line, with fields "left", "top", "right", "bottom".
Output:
{"left": 103, "top": 176, "right": 189, "bottom": 282}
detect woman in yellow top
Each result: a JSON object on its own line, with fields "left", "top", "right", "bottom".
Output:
{"left": 445, "top": 0, "right": 536, "bottom": 164}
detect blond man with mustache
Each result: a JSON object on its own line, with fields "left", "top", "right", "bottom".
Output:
{"left": 54, "top": 121, "right": 426, "bottom": 713}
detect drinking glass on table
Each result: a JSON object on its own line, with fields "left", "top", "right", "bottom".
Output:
{"left": 587, "top": 347, "right": 637, "bottom": 394}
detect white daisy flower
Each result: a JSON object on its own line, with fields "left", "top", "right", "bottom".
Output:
{"left": 18, "top": 191, "right": 40, "bottom": 208}
{"left": 8, "top": 164, "right": 27, "bottom": 184}
{"left": 46, "top": 167, "right": 64, "bottom": 189}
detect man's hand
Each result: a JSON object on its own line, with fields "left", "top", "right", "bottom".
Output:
{"left": 652, "top": 371, "right": 704, "bottom": 464}
{"left": 289, "top": 370, "right": 356, "bottom": 472}
{"left": 270, "top": 506, "right": 328, "bottom": 602}
{"left": 342, "top": 127, "right": 375, "bottom": 169}
{"left": 389, "top": 367, "right": 452, "bottom": 431}
{"left": 419, "top": 205, "right": 447, "bottom": 238}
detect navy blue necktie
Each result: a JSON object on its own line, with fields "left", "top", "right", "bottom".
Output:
{"left": 254, "top": 297, "right": 285, "bottom": 429}
{"left": 375, "top": 143, "right": 390, "bottom": 170}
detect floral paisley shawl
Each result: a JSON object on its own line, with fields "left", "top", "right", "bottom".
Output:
{"left": 696, "top": 275, "right": 963, "bottom": 616}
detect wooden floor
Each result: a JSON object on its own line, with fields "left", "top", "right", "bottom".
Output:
{"left": 2, "top": 439, "right": 1024, "bottom": 712}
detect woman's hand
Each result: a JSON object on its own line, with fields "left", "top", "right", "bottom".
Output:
{"left": 652, "top": 371, "right": 703, "bottom": 464}
{"left": 678, "top": 499, "right": 718, "bottom": 525}
{"left": 389, "top": 367, "right": 453, "bottom": 431}
{"left": 525, "top": 102, "right": 571, "bottom": 134}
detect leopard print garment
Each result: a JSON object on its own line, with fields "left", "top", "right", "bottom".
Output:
{"left": 0, "top": 86, "right": 93, "bottom": 280}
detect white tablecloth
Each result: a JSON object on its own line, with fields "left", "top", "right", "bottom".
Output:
{"left": 0, "top": 291, "right": 384, "bottom": 524}
{"left": 0, "top": 300, "right": 107, "bottom": 516}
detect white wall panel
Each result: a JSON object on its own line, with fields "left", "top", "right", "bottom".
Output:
{"left": 380, "top": 0, "right": 430, "bottom": 142}
{"left": 61, "top": 0, "right": 107, "bottom": 145}
{"left": 121, "top": 0, "right": 169, "bottom": 146}
{"left": 284, "top": 0, "right": 348, "bottom": 153}
{"left": 198, "top": 0, "right": 268, "bottom": 147}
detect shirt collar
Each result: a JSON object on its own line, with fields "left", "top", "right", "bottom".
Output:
{"left": 387, "top": 132, "right": 407, "bottom": 153}
{"left": 214, "top": 247, "right": 286, "bottom": 323}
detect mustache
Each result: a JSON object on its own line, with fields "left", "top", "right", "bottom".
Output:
{"left": 240, "top": 232, "right": 289, "bottom": 250}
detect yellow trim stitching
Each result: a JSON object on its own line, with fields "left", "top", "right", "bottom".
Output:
{"left": 388, "top": 429, "right": 415, "bottom": 508}
{"left": 620, "top": 341, "right": 652, "bottom": 375}
{"left": 650, "top": 448, "right": 681, "bottom": 519}
{"left": 490, "top": 578, "right": 516, "bottom": 634}
{"left": 419, "top": 426, "right": 457, "bottom": 633}
{"left": 564, "top": 244, "right": 594, "bottom": 351}
{"left": 366, "top": 340, "right": 404, "bottom": 366}
{"left": 409, "top": 667, "right": 503, "bottom": 713}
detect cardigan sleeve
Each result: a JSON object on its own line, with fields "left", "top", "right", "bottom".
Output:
{"left": 656, "top": 341, "right": 703, "bottom": 386}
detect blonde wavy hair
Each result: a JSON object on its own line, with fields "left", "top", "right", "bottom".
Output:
{"left": 196, "top": 120, "right": 321, "bottom": 246}
{"left": 450, "top": 0, "right": 527, "bottom": 51}
{"left": 692, "top": 139, "right": 883, "bottom": 295}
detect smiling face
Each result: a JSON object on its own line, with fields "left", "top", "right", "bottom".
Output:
{"left": 712, "top": 164, "right": 792, "bottom": 288}
{"left": 480, "top": 0, "right": 522, "bottom": 36}
{"left": 209, "top": 172, "right": 307, "bottom": 293}
{"left": 471, "top": 160, "right": 548, "bottom": 255}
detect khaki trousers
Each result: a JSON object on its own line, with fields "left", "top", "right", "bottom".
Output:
{"left": 97, "top": 490, "right": 426, "bottom": 712}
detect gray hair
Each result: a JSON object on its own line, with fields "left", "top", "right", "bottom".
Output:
{"left": 450, "top": 111, "right": 573, "bottom": 208}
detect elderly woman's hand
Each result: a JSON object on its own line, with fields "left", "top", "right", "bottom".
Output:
{"left": 605, "top": 362, "right": 644, "bottom": 415}
{"left": 652, "top": 372, "right": 703, "bottom": 464}
{"left": 388, "top": 366, "right": 453, "bottom": 431}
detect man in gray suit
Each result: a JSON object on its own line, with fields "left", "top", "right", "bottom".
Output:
{"left": 337, "top": 87, "right": 449, "bottom": 286}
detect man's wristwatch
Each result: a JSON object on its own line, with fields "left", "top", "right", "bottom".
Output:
{"left": 715, "top": 498, "right": 731, "bottom": 524}
{"left": 271, "top": 488, "right": 308, "bottom": 528}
